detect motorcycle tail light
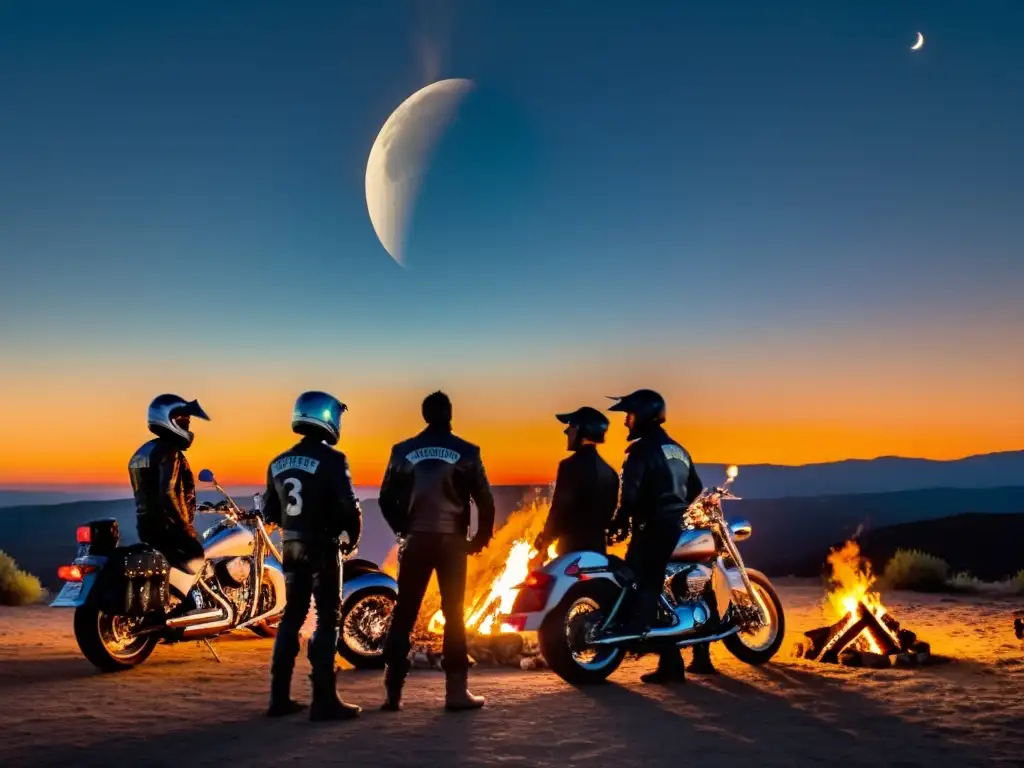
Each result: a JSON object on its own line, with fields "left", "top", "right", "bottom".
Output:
{"left": 58, "top": 564, "right": 96, "bottom": 582}
{"left": 510, "top": 571, "right": 555, "bottom": 614}
{"left": 76, "top": 525, "right": 92, "bottom": 544}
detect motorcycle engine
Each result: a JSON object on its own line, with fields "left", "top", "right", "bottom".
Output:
{"left": 665, "top": 564, "right": 712, "bottom": 605}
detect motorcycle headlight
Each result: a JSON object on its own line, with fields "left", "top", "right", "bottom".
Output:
{"left": 202, "top": 525, "right": 217, "bottom": 540}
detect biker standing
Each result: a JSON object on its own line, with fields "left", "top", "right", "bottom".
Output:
{"left": 606, "top": 389, "right": 704, "bottom": 684}
{"left": 262, "top": 391, "right": 363, "bottom": 721}
{"left": 378, "top": 391, "right": 496, "bottom": 712}
{"left": 532, "top": 407, "right": 619, "bottom": 559}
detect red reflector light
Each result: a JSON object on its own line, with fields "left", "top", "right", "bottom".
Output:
{"left": 564, "top": 558, "right": 582, "bottom": 577}
{"left": 502, "top": 614, "right": 528, "bottom": 632}
{"left": 58, "top": 564, "right": 95, "bottom": 582}
{"left": 76, "top": 525, "right": 92, "bottom": 544}
{"left": 521, "top": 571, "right": 553, "bottom": 589}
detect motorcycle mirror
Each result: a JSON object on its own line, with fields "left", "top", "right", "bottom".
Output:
{"left": 726, "top": 465, "right": 739, "bottom": 480}
{"left": 198, "top": 469, "right": 215, "bottom": 484}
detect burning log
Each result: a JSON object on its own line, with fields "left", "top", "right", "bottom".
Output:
{"left": 798, "top": 539, "right": 936, "bottom": 670}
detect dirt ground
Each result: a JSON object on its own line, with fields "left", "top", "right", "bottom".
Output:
{"left": 1, "top": 580, "right": 1022, "bottom": 767}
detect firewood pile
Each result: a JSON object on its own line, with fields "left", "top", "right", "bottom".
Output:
{"left": 408, "top": 631, "right": 548, "bottom": 671}
{"left": 793, "top": 600, "right": 939, "bottom": 669}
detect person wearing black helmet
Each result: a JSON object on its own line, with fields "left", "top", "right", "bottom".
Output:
{"left": 261, "top": 391, "right": 363, "bottom": 721}
{"left": 129, "top": 394, "right": 211, "bottom": 591}
{"left": 532, "top": 407, "right": 619, "bottom": 560}
{"left": 606, "top": 388, "right": 704, "bottom": 684}
{"left": 378, "top": 391, "right": 496, "bottom": 712}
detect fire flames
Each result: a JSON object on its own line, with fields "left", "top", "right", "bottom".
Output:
{"left": 380, "top": 491, "right": 632, "bottom": 639}
{"left": 824, "top": 539, "right": 900, "bottom": 653}
{"left": 427, "top": 539, "right": 559, "bottom": 635}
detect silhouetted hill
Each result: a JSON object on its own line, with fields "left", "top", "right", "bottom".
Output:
{"left": 697, "top": 450, "right": 1024, "bottom": 499}
{"left": 847, "top": 513, "right": 1024, "bottom": 582}
{"left": 734, "top": 486, "right": 1024, "bottom": 577}
{"left": 0, "top": 485, "right": 541, "bottom": 590}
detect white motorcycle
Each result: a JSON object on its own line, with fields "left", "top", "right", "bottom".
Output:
{"left": 51, "top": 469, "right": 397, "bottom": 672}
{"left": 501, "top": 465, "right": 786, "bottom": 684}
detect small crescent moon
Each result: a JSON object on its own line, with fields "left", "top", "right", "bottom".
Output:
{"left": 911, "top": 32, "right": 925, "bottom": 51}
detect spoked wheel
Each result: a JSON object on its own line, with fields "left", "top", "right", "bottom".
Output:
{"left": 337, "top": 587, "right": 396, "bottom": 669}
{"left": 539, "top": 581, "right": 625, "bottom": 685}
{"left": 249, "top": 574, "right": 282, "bottom": 638}
{"left": 73, "top": 604, "right": 159, "bottom": 672}
{"left": 723, "top": 569, "right": 786, "bottom": 665}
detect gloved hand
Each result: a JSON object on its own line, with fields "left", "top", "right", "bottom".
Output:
{"left": 339, "top": 531, "right": 356, "bottom": 557}
{"left": 606, "top": 519, "right": 629, "bottom": 546}
{"left": 466, "top": 536, "right": 490, "bottom": 556}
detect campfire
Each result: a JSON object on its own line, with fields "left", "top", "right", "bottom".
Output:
{"left": 795, "top": 540, "right": 936, "bottom": 669}
{"left": 388, "top": 491, "right": 627, "bottom": 670}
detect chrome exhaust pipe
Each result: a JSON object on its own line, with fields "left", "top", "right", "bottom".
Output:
{"left": 673, "top": 626, "right": 740, "bottom": 648}
{"left": 165, "top": 608, "right": 225, "bottom": 628}
{"left": 181, "top": 581, "right": 234, "bottom": 635}
{"left": 590, "top": 601, "right": 710, "bottom": 647}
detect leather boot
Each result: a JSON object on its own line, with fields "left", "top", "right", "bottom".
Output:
{"left": 687, "top": 643, "right": 718, "bottom": 675}
{"left": 640, "top": 651, "right": 686, "bottom": 685}
{"left": 444, "top": 671, "right": 484, "bottom": 710}
{"left": 309, "top": 669, "right": 362, "bottom": 721}
{"left": 266, "top": 669, "right": 306, "bottom": 717}
{"left": 381, "top": 663, "right": 407, "bottom": 712}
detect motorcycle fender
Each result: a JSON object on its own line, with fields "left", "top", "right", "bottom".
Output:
{"left": 50, "top": 556, "right": 108, "bottom": 608}
{"left": 261, "top": 559, "right": 288, "bottom": 615}
{"left": 515, "top": 551, "right": 622, "bottom": 633}
{"left": 342, "top": 571, "right": 398, "bottom": 605}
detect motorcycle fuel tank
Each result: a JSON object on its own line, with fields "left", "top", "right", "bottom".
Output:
{"left": 204, "top": 525, "right": 255, "bottom": 559}
{"left": 669, "top": 528, "right": 717, "bottom": 562}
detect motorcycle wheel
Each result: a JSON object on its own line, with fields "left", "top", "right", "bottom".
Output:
{"left": 249, "top": 572, "right": 282, "bottom": 638}
{"left": 539, "top": 580, "right": 625, "bottom": 685}
{"left": 722, "top": 569, "right": 786, "bottom": 665}
{"left": 337, "top": 586, "right": 396, "bottom": 670}
{"left": 73, "top": 603, "right": 159, "bottom": 672}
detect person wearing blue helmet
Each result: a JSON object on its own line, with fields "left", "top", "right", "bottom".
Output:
{"left": 262, "top": 391, "right": 363, "bottom": 721}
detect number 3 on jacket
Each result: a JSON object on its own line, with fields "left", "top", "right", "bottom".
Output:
{"left": 283, "top": 478, "right": 303, "bottom": 516}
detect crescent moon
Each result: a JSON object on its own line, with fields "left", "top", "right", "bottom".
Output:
{"left": 911, "top": 32, "right": 925, "bottom": 51}
{"left": 365, "top": 78, "right": 475, "bottom": 266}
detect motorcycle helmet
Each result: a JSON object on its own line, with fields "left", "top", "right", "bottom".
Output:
{"left": 556, "top": 406, "right": 610, "bottom": 449}
{"left": 607, "top": 389, "right": 665, "bottom": 440}
{"left": 147, "top": 394, "right": 210, "bottom": 450}
{"left": 292, "top": 390, "right": 347, "bottom": 445}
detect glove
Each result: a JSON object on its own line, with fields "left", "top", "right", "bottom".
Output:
{"left": 606, "top": 519, "right": 629, "bottom": 546}
{"left": 466, "top": 536, "right": 490, "bottom": 556}
{"left": 339, "top": 531, "right": 356, "bottom": 556}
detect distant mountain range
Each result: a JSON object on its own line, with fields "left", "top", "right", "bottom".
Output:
{"left": 692, "top": 450, "right": 1024, "bottom": 499}
{"left": 3, "top": 451, "right": 1023, "bottom": 590}
{"left": 3, "top": 450, "right": 1020, "bottom": 509}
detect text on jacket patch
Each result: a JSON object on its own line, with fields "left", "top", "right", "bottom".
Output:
{"left": 661, "top": 444, "right": 690, "bottom": 465}
{"left": 407, "top": 447, "right": 461, "bottom": 464}
{"left": 271, "top": 455, "right": 321, "bottom": 476}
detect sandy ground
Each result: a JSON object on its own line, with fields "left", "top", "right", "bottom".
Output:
{"left": 1, "top": 580, "right": 1022, "bottom": 767}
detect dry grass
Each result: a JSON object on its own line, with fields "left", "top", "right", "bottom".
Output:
{"left": 0, "top": 550, "right": 44, "bottom": 606}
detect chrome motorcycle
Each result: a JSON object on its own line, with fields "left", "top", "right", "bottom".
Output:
{"left": 51, "top": 469, "right": 397, "bottom": 672}
{"left": 502, "top": 465, "right": 786, "bottom": 684}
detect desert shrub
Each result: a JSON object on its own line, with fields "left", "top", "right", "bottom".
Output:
{"left": 1010, "top": 569, "right": 1024, "bottom": 596}
{"left": 0, "top": 550, "right": 44, "bottom": 606}
{"left": 945, "top": 571, "right": 984, "bottom": 593}
{"left": 881, "top": 549, "right": 950, "bottom": 592}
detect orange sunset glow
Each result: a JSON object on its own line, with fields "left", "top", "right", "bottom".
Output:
{"left": 2, "top": 316, "right": 1021, "bottom": 488}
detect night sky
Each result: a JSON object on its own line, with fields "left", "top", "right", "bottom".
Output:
{"left": 1, "top": 0, "right": 1021, "bottom": 487}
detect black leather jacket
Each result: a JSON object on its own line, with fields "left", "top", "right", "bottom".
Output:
{"left": 537, "top": 445, "right": 620, "bottom": 555}
{"left": 613, "top": 425, "right": 703, "bottom": 535}
{"left": 379, "top": 426, "right": 496, "bottom": 545}
{"left": 129, "top": 437, "right": 198, "bottom": 540}
{"left": 262, "top": 437, "right": 362, "bottom": 546}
